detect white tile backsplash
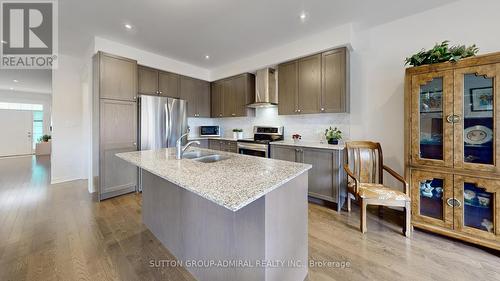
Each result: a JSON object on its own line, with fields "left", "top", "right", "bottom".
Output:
{"left": 188, "top": 107, "right": 350, "bottom": 142}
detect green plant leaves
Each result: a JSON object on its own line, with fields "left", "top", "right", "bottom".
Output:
{"left": 405, "top": 41, "right": 478, "bottom": 67}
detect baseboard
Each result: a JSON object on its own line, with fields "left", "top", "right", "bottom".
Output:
{"left": 51, "top": 177, "right": 85, "bottom": 185}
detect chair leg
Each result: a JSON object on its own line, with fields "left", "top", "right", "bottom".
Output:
{"left": 360, "top": 198, "right": 367, "bottom": 234}
{"left": 404, "top": 201, "right": 411, "bottom": 238}
{"left": 347, "top": 193, "right": 351, "bottom": 212}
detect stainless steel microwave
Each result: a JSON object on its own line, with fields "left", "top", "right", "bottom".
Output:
{"left": 200, "top": 126, "right": 220, "bottom": 137}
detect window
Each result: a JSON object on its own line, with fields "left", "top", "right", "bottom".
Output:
{"left": 0, "top": 102, "right": 43, "bottom": 111}
{"left": 33, "top": 111, "right": 44, "bottom": 149}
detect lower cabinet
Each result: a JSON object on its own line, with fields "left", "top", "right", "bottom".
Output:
{"left": 209, "top": 139, "right": 237, "bottom": 153}
{"left": 270, "top": 144, "right": 346, "bottom": 211}
{"left": 411, "top": 169, "right": 500, "bottom": 249}
{"left": 99, "top": 99, "right": 138, "bottom": 200}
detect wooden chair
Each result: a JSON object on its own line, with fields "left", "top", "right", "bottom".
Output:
{"left": 344, "top": 141, "right": 411, "bottom": 237}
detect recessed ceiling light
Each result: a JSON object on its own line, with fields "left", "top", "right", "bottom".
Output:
{"left": 124, "top": 24, "right": 133, "bottom": 30}
{"left": 299, "top": 12, "right": 309, "bottom": 22}
{"left": 205, "top": 55, "right": 210, "bottom": 60}
{"left": 9, "top": 87, "right": 14, "bottom": 90}
{"left": 1, "top": 40, "right": 7, "bottom": 44}
{"left": 13, "top": 79, "right": 19, "bottom": 83}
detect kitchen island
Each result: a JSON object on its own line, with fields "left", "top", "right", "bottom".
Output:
{"left": 117, "top": 148, "right": 311, "bottom": 281}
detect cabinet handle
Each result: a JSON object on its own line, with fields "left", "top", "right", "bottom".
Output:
{"left": 321, "top": 108, "right": 325, "bottom": 112}
{"left": 158, "top": 91, "right": 163, "bottom": 95}
{"left": 446, "top": 115, "right": 461, "bottom": 123}
{"left": 297, "top": 109, "right": 301, "bottom": 113}
{"left": 132, "top": 142, "right": 137, "bottom": 147}
{"left": 219, "top": 114, "right": 222, "bottom": 117}
{"left": 231, "top": 113, "right": 236, "bottom": 116}
{"left": 133, "top": 96, "right": 137, "bottom": 101}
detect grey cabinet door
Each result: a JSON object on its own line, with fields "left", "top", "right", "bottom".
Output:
{"left": 301, "top": 147, "right": 337, "bottom": 202}
{"left": 321, "top": 48, "right": 347, "bottom": 113}
{"left": 298, "top": 54, "right": 321, "bottom": 114}
{"left": 211, "top": 82, "right": 223, "bottom": 118}
{"left": 138, "top": 66, "right": 158, "bottom": 95}
{"left": 100, "top": 53, "right": 137, "bottom": 101}
{"left": 159, "top": 71, "right": 180, "bottom": 98}
{"left": 223, "top": 79, "right": 237, "bottom": 117}
{"left": 197, "top": 80, "right": 211, "bottom": 117}
{"left": 99, "top": 99, "right": 137, "bottom": 200}
{"left": 270, "top": 145, "right": 297, "bottom": 162}
{"left": 180, "top": 76, "right": 197, "bottom": 117}
{"left": 233, "top": 76, "right": 248, "bottom": 117}
{"left": 278, "top": 61, "right": 298, "bottom": 115}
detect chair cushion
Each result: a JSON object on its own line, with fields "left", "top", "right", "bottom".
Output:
{"left": 358, "top": 183, "right": 409, "bottom": 201}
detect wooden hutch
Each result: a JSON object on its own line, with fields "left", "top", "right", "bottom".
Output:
{"left": 405, "top": 52, "right": 500, "bottom": 250}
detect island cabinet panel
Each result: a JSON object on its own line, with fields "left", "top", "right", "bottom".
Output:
{"left": 138, "top": 66, "right": 158, "bottom": 95}
{"left": 405, "top": 52, "right": 500, "bottom": 250}
{"left": 321, "top": 48, "right": 348, "bottom": 113}
{"left": 180, "top": 76, "right": 211, "bottom": 117}
{"left": 297, "top": 54, "right": 321, "bottom": 114}
{"left": 211, "top": 82, "right": 224, "bottom": 118}
{"left": 209, "top": 139, "right": 237, "bottom": 153}
{"left": 158, "top": 71, "right": 180, "bottom": 98}
{"left": 99, "top": 53, "right": 137, "bottom": 101}
{"left": 208, "top": 139, "right": 221, "bottom": 150}
{"left": 278, "top": 61, "right": 298, "bottom": 115}
{"left": 141, "top": 170, "right": 308, "bottom": 281}
{"left": 93, "top": 52, "right": 138, "bottom": 201}
{"left": 211, "top": 73, "right": 255, "bottom": 118}
{"left": 270, "top": 144, "right": 346, "bottom": 211}
{"left": 277, "top": 47, "right": 349, "bottom": 115}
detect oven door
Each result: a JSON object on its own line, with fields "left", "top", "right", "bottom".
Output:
{"left": 237, "top": 142, "right": 268, "bottom": 158}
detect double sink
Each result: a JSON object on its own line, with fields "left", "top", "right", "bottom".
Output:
{"left": 182, "top": 150, "right": 230, "bottom": 163}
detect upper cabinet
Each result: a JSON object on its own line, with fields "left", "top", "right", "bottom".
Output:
{"left": 211, "top": 73, "right": 255, "bottom": 118}
{"left": 277, "top": 47, "right": 349, "bottom": 115}
{"left": 322, "top": 48, "right": 349, "bottom": 113}
{"left": 138, "top": 66, "right": 180, "bottom": 98}
{"left": 99, "top": 53, "right": 138, "bottom": 101}
{"left": 180, "top": 76, "right": 211, "bottom": 117}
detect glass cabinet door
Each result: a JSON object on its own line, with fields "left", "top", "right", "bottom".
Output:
{"left": 454, "top": 175, "right": 498, "bottom": 241}
{"left": 411, "top": 71, "right": 454, "bottom": 167}
{"left": 411, "top": 169, "right": 454, "bottom": 229}
{"left": 454, "top": 64, "right": 500, "bottom": 173}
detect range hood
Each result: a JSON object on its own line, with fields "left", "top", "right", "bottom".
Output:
{"left": 247, "top": 68, "right": 277, "bottom": 108}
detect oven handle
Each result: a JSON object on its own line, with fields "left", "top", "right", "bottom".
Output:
{"left": 237, "top": 143, "right": 268, "bottom": 152}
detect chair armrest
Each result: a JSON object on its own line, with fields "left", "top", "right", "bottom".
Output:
{"left": 343, "top": 164, "right": 359, "bottom": 193}
{"left": 383, "top": 165, "right": 409, "bottom": 195}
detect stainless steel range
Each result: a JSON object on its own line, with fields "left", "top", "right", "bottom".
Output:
{"left": 237, "top": 126, "right": 284, "bottom": 158}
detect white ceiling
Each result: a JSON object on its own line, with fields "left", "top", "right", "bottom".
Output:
{"left": 0, "top": 70, "right": 52, "bottom": 94}
{"left": 60, "top": 0, "right": 458, "bottom": 68}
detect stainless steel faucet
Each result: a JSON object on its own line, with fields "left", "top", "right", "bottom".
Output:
{"left": 176, "top": 132, "right": 200, "bottom": 159}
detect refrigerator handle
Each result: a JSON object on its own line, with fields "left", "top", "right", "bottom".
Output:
{"left": 166, "top": 100, "right": 173, "bottom": 147}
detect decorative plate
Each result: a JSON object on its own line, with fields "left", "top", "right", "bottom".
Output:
{"left": 464, "top": 125, "right": 492, "bottom": 145}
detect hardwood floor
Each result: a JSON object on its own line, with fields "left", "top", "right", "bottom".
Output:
{"left": 0, "top": 156, "right": 498, "bottom": 281}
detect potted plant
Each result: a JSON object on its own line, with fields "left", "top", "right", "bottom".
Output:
{"left": 232, "top": 128, "right": 243, "bottom": 140}
{"left": 38, "top": 134, "right": 51, "bottom": 142}
{"left": 405, "top": 41, "right": 478, "bottom": 67}
{"left": 325, "top": 127, "right": 342, "bottom": 145}
{"left": 292, "top": 134, "right": 302, "bottom": 143}
{"left": 36, "top": 135, "right": 52, "bottom": 156}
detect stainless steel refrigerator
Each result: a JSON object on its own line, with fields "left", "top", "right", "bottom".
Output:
{"left": 138, "top": 95, "right": 188, "bottom": 190}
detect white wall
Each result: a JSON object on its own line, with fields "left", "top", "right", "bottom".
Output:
{"left": 210, "top": 23, "right": 354, "bottom": 81}
{"left": 0, "top": 90, "right": 52, "bottom": 135}
{"left": 94, "top": 37, "right": 210, "bottom": 81}
{"left": 51, "top": 54, "right": 86, "bottom": 184}
{"left": 349, "top": 0, "right": 500, "bottom": 182}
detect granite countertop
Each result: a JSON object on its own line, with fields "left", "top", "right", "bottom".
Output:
{"left": 116, "top": 148, "right": 311, "bottom": 212}
{"left": 188, "top": 136, "right": 241, "bottom": 141}
{"left": 270, "top": 140, "right": 345, "bottom": 150}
